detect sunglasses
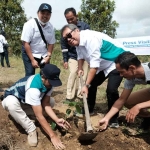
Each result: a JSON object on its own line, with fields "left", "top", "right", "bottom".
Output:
{"left": 63, "top": 28, "right": 76, "bottom": 41}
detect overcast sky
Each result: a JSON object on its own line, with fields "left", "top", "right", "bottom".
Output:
{"left": 21, "top": 0, "right": 150, "bottom": 38}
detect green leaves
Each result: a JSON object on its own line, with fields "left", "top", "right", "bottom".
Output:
{"left": 79, "top": 0, "right": 118, "bottom": 38}
{"left": 51, "top": 121, "right": 56, "bottom": 130}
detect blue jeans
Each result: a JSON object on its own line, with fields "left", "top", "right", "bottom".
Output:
{"left": 87, "top": 69, "right": 123, "bottom": 119}
{"left": 22, "top": 45, "right": 42, "bottom": 76}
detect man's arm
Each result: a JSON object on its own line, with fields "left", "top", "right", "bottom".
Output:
{"left": 99, "top": 89, "right": 132, "bottom": 130}
{"left": 23, "top": 41, "right": 39, "bottom": 68}
{"left": 43, "top": 44, "right": 54, "bottom": 64}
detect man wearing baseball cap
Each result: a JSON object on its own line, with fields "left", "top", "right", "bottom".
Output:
{"left": 2, "top": 64, "right": 71, "bottom": 149}
{"left": 21, "top": 3, "right": 55, "bottom": 76}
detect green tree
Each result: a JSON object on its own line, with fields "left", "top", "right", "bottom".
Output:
{"left": 0, "top": 0, "right": 27, "bottom": 55}
{"left": 55, "top": 29, "right": 61, "bottom": 43}
{"left": 78, "top": 0, "right": 119, "bottom": 38}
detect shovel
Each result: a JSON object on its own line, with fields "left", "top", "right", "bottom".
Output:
{"left": 78, "top": 75, "right": 98, "bottom": 141}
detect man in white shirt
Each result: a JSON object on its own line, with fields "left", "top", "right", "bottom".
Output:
{"left": 99, "top": 52, "right": 150, "bottom": 131}
{"left": 61, "top": 24, "right": 125, "bottom": 127}
{"left": 21, "top": 3, "right": 55, "bottom": 76}
{"left": 2, "top": 64, "right": 71, "bottom": 149}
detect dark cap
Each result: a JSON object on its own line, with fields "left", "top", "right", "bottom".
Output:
{"left": 38, "top": 3, "right": 52, "bottom": 13}
{"left": 41, "top": 64, "right": 62, "bottom": 87}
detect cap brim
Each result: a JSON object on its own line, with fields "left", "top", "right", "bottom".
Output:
{"left": 48, "top": 79, "right": 62, "bottom": 87}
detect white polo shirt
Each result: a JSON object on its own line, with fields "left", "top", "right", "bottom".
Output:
{"left": 0, "top": 35, "right": 7, "bottom": 53}
{"left": 21, "top": 18, "right": 56, "bottom": 58}
{"left": 76, "top": 30, "right": 116, "bottom": 76}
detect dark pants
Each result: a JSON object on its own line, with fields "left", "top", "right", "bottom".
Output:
{"left": 87, "top": 69, "right": 123, "bottom": 119}
{"left": 0, "top": 49, "right": 10, "bottom": 67}
{"left": 22, "top": 45, "right": 42, "bottom": 76}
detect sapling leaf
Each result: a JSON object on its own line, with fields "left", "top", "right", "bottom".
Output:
{"left": 66, "top": 109, "right": 72, "bottom": 116}
{"left": 51, "top": 122, "right": 56, "bottom": 130}
{"left": 75, "top": 104, "right": 82, "bottom": 114}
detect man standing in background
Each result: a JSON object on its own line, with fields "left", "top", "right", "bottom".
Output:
{"left": 61, "top": 7, "right": 89, "bottom": 101}
{"left": 0, "top": 31, "right": 10, "bottom": 68}
{"left": 21, "top": 3, "right": 55, "bottom": 76}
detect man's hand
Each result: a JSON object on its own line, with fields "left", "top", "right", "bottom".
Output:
{"left": 44, "top": 56, "right": 51, "bottom": 64}
{"left": 78, "top": 69, "right": 84, "bottom": 77}
{"left": 81, "top": 86, "right": 88, "bottom": 98}
{"left": 31, "top": 59, "right": 39, "bottom": 68}
{"left": 51, "top": 134, "right": 65, "bottom": 149}
{"left": 63, "top": 62, "right": 68, "bottom": 69}
{"left": 98, "top": 118, "right": 109, "bottom": 131}
{"left": 56, "top": 118, "right": 71, "bottom": 130}
{"left": 125, "top": 105, "right": 140, "bottom": 123}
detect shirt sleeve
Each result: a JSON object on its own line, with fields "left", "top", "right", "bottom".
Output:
{"left": 124, "top": 79, "right": 135, "bottom": 89}
{"left": 21, "top": 21, "right": 34, "bottom": 43}
{"left": 25, "top": 88, "right": 41, "bottom": 106}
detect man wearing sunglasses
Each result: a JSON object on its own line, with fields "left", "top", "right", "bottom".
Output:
{"left": 61, "top": 24, "right": 127, "bottom": 128}
{"left": 61, "top": 7, "right": 90, "bottom": 101}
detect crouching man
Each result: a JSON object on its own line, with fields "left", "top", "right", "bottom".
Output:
{"left": 2, "top": 64, "right": 71, "bottom": 149}
{"left": 99, "top": 52, "right": 150, "bottom": 131}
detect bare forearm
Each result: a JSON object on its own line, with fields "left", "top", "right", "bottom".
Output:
{"left": 137, "top": 100, "right": 150, "bottom": 109}
{"left": 47, "top": 44, "right": 54, "bottom": 56}
{"left": 23, "top": 42, "right": 34, "bottom": 61}
{"left": 105, "top": 99, "right": 125, "bottom": 120}
{"left": 37, "top": 116, "right": 55, "bottom": 138}
{"left": 78, "top": 59, "right": 84, "bottom": 70}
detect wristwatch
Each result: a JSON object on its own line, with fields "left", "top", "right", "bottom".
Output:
{"left": 84, "top": 84, "right": 91, "bottom": 88}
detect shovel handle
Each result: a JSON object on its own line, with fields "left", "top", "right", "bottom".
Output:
{"left": 80, "top": 74, "right": 93, "bottom": 132}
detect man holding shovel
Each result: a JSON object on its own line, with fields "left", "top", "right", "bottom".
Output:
{"left": 61, "top": 24, "right": 126, "bottom": 128}
{"left": 2, "top": 64, "right": 71, "bottom": 149}
{"left": 99, "top": 52, "right": 150, "bottom": 131}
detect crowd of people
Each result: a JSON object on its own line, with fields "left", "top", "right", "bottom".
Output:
{"left": 1, "top": 3, "right": 150, "bottom": 149}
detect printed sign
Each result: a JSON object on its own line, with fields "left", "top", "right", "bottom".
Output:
{"left": 115, "top": 36, "right": 150, "bottom": 55}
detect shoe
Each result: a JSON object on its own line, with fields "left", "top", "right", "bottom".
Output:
{"left": 109, "top": 118, "right": 119, "bottom": 128}
{"left": 139, "top": 117, "right": 150, "bottom": 130}
{"left": 27, "top": 130, "right": 37, "bottom": 147}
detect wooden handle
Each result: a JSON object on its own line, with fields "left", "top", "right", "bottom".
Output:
{"left": 80, "top": 74, "right": 93, "bottom": 132}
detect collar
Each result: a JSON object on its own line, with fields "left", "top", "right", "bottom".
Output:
{"left": 142, "top": 63, "right": 150, "bottom": 82}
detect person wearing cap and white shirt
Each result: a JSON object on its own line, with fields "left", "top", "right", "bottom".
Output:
{"left": 21, "top": 3, "right": 55, "bottom": 76}
{"left": 2, "top": 64, "right": 71, "bottom": 149}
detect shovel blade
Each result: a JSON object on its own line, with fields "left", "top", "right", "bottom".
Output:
{"left": 78, "top": 132, "right": 98, "bottom": 141}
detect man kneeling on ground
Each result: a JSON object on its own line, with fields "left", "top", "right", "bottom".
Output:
{"left": 99, "top": 52, "right": 150, "bottom": 131}
{"left": 2, "top": 64, "right": 71, "bottom": 149}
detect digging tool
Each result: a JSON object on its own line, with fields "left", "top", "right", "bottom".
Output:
{"left": 78, "top": 75, "right": 98, "bottom": 141}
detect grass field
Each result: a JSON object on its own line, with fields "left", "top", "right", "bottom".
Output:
{"left": 0, "top": 43, "right": 150, "bottom": 100}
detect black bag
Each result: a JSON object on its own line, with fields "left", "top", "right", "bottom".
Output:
{"left": 3, "top": 43, "right": 9, "bottom": 50}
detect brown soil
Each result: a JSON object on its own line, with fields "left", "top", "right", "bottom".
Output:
{"left": 0, "top": 82, "right": 150, "bottom": 150}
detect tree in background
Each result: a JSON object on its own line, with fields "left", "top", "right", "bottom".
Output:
{"left": 55, "top": 29, "right": 61, "bottom": 43}
{"left": 0, "top": 0, "right": 27, "bottom": 55}
{"left": 78, "top": 0, "right": 119, "bottom": 38}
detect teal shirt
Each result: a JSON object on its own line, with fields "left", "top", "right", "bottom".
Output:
{"left": 100, "top": 40, "right": 125, "bottom": 61}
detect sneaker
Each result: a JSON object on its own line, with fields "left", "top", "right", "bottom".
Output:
{"left": 27, "top": 130, "right": 37, "bottom": 147}
{"left": 109, "top": 118, "right": 119, "bottom": 128}
{"left": 139, "top": 117, "right": 150, "bottom": 130}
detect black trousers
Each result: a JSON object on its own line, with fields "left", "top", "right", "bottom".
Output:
{"left": 0, "top": 49, "right": 10, "bottom": 67}
{"left": 87, "top": 69, "right": 123, "bottom": 119}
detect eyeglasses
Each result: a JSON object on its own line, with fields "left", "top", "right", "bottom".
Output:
{"left": 63, "top": 28, "right": 76, "bottom": 41}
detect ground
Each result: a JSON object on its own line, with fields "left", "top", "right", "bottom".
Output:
{"left": 1, "top": 59, "right": 150, "bottom": 150}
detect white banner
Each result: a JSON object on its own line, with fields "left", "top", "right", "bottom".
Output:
{"left": 115, "top": 36, "right": 150, "bottom": 55}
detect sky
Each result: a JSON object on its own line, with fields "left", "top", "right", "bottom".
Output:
{"left": 21, "top": 0, "right": 150, "bottom": 38}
